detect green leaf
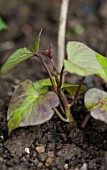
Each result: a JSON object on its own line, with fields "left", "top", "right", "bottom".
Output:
{"left": 7, "top": 80, "right": 59, "bottom": 134}
{"left": 33, "top": 78, "right": 55, "bottom": 87}
{"left": 33, "top": 78, "right": 56, "bottom": 88}
{"left": 96, "top": 53, "right": 107, "bottom": 76}
{"left": 33, "top": 80, "right": 49, "bottom": 94}
{"left": 64, "top": 42, "right": 107, "bottom": 80}
{"left": 33, "top": 78, "right": 86, "bottom": 96}
{"left": 84, "top": 88, "right": 107, "bottom": 124}
{"left": 32, "top": 29, "right": 42, "bottom": 53}
{"left": 15, "top": 79, "right": 52, "bottom": 95}
{"left": 0, "top": 48, "right": 33, "bottom": 74}
{"left": 0, "top": 17, "right": 7, "bottom": 30}
{"left": 62, "top": 84, "right": 87, "bottom": 96}
{"left": 33, "top": 78, "right": 56, "bottom": 94}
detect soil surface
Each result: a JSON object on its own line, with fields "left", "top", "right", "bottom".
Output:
{"left": 0, "top": 0, "right": 107, "bottom": 169}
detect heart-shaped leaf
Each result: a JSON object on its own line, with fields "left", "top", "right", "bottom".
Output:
{"left": 0, "top": 48, "right": 33, "bottom": 74}
{"left": 64, "top": 42, "right": 107, "bottom": 80}
{"left": 33, "top": 78, "right": 86, "bottom": 96}
{"left": 84, "top": 88, "right": 107, "bottom": 123}
{"left": 7, "top": 80, "right": 59, "bottom": 134}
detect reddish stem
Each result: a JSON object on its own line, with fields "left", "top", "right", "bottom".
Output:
{"left": 41, "top": 44, "right": 56, "bottom": 72}
{"left": 81, "top": 112, "right": 90, "bottom": 128}
{"left": 34, "top": 53, "right": 58, "bottom": 94}
{"left": 69, "top": 76, "right": 86, "bottom": 107}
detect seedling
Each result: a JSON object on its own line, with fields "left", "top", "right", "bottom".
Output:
{"left": 1, "top": 32, "right": 107, "bottom": 135}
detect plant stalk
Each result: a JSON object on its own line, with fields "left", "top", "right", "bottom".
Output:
{"left": 41, "top": 44, "right": 56, "bottom": 72}
{"left": 58, "top": 65, "right": 64, "bottom": 89}
{"left": 54, "top": 108, "right": 69, "bottom": 122}
{"left": 57, "top": 0, "right": 69, "bottom": 71}
{"left": 81, "top": 112, "right": 90, "bottom": 128}
{"left": 49, "top": 44, "right": 56, "bottom": 72}
{"left": 34, "top": 53, "right": 58, "bottom": 94}
{"left": 58, "top": 88, "right": 74, "bottom": 122}
{"left": 54, "top": 70, "right": 74, "bottom": 122}
{"left": 70, "top": 76, "right": 86, "bottom": 107}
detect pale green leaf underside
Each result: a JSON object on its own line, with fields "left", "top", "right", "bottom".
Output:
{"left": 7, "top": 80, "right": 59, "bottom": 134}
{"left": 33, "top": 78, "right": 86, "bottom": 96}
{"left": 64, "top": 42, "right": 107, "bottom": 80}
{"left": 85, "top": 88, "right": 107, "bottom": 124}
{"left": 0, "top": 48, "right": 33, "bottom": 74}
{"left": 62, "top": 83, "right": 87, "bottom": 96}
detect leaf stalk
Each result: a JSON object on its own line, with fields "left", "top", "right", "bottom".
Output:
{"left": 70, "top": 76, "right": 86, "bottom": 107}
{"left": 34, "top": 53, "right": 58, "bottom": 95}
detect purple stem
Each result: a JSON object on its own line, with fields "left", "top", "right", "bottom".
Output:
{"left": 69, "top": 76, "right": 86, "bottom": 107}
{"left": 81, "top": 112, "right": 90, "bottom": 128}
{"left": 49, "top": 43, "right": 56, "bottom": 72}
{"left": 34, "top": 53, "right": 58, "bottom": 94}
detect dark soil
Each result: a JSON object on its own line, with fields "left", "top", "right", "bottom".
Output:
{"left": 0, "top": 0, "right": 107, "bottom": 169}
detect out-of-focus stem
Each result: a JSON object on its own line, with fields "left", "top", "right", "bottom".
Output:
{"left": 57, "top": 0, "right": 69, "bottom": 72}
{"left": 58, "top": 65, "right": 64, "bottom": 89}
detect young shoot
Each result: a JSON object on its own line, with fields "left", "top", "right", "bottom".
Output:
{"left": 1, "top": 33, "right": 107, "bottom": 135}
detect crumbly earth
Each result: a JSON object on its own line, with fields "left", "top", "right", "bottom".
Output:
{"left": 0, "top": 0, "right": 107, "bottom": 169}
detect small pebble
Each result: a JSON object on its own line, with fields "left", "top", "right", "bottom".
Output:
{"left": 80, "top": 163, "right": 88, "bottom": 170}
{"left": 45, "top": 157, "right": 53, "bottom": 167}
{"left": 37, "top": 162, "right": 43, "bottom": 168}
{"left": 36, "top": 146, "right": 45, "bottom": 153}
{"left": 47, "top": 151, "right": 55, "bottom": 158}
{"left": 20, "top": 156, "right": 27, "bottom": 162}
{"left": 0, "top": 156, "right": 3, "bottom": 163}
{"left": 34, "top": 158, "right": 39, "bottom": 165}
{"left": 0, "top": 135, "right": 4, "bottom": 140}
{"left": 64, "top": 163, "right": 69, "bottom": 169}
{"left": 13, "top": 157, "right": 20, "bottom": 165}
{"left": 25, "top": 148, "right": 30, "bottom": 154}
{"left": 38, "top": 153, "right": 47, "bottom": 162}
{"left": 60, "top": 133, "right": 68, "bottom": 142}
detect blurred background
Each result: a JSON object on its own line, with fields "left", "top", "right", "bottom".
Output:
{"left": 0, "top": 0, "right": 107, "bottom": 55}
{"left": 0, "top": 2, "right": 107, "bottom": 169}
